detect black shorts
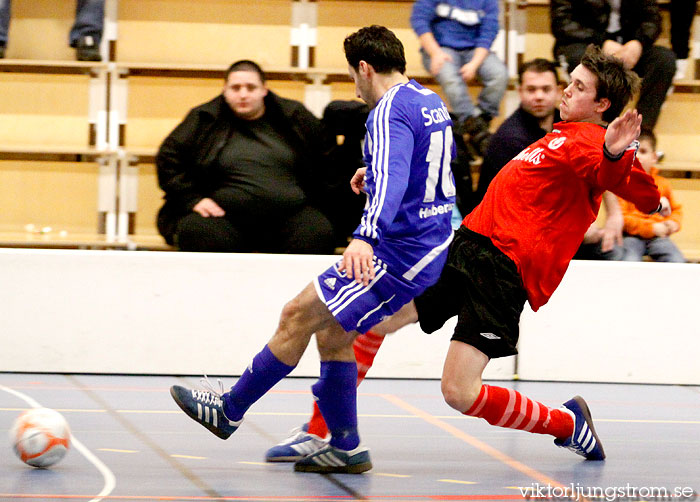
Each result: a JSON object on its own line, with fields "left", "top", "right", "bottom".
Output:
{"left": 414, "top": 226, "right": 527, "bottom": 359}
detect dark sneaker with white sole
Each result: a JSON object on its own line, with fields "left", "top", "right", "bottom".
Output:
{"left": 554, "top": 395, "right": 606, "bottom": 460}
{"left": 266, "top": 424, "right": 328, "bottom": 462}
{"left": 170, "top": 382, "right": 242, "bottom": 440}
{"left": 294, "top": 443, "right": 372, "bottom": 474}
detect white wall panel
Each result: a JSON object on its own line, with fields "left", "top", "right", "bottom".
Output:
{"left": 1, "top": 250, "right": 696, "bottom": 384}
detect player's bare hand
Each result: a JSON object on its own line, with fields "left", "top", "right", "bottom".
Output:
{"left": 193, "top": 198, "right": 225, "bottom": 217}
{"left": 338, "top": 239, "right": 375, "bottom": 286}
{"left": 658, "top": 196, "right": 671, "bottom": 217}
{"left": 350, "top": 167, "right": 368, "bottom": 195}
{"left": 604, "top": 109, "right": 642, "bottom": 157}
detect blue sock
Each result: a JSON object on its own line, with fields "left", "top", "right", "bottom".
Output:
{"left": 312, "top": 361, "right": 359, "bottom": 450}
{"left": 222, "top": 345, "right": 295, "bottom": 422}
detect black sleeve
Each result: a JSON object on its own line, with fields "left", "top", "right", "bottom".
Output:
{"left": 550, "top": 0, "right": 600, "bottom": 45}
{"left": 155, "top": 109, "right": 207, "bottom": 212}
{"left": 475, "top": 128, "right": 528, "bottom": 204}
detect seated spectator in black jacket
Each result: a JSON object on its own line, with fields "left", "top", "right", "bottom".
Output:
{"left": 156, "top": 60, "right": 335, "bottom": 254}
{"left": 550, "top": 0, "right": 675, "bottom": 131}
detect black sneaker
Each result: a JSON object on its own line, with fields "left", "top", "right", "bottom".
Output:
{"left": 75, "top": 36, "right": 101, "bottom": 62}
{"left": 170, "top": 378, "right": 242, "bottom": 440}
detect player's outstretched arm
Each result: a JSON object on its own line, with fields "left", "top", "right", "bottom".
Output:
{"left": 604, "top": 109, "right": 642, "bottom": 156}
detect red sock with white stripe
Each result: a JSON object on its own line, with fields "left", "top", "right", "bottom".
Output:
{"left": 306, "top": 331, "right": 385, "bottom": 438}
{"left": 464, "top": 384, "right": 574, "bottom": 438}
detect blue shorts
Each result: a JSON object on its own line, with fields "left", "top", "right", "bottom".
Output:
{"left": 314, "top": 255, "right": 443, "bottom": 334}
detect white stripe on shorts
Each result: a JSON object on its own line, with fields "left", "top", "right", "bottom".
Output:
{"left": 355, "top": 294, "right": 395, "bottom": 329}
{"left": 330, "top": 268, "right": 387, "bottom": 317}
{"left": 325, "top": 263, "right": 383, "bottom": 310}
{"left": 402, "top": 232, "right": 454, "bottom": 281}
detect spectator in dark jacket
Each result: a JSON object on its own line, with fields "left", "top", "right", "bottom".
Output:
{"left": 550, "top": 0, "right": 675, "bottom": 130}
{"left": 475, "top": 59, "right": 563, "bottom": 205}
{"left": 156, "top": 60, "right": 335, "bottom": 254}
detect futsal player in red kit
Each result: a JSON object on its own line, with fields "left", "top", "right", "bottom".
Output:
{"left": 269, "top": 44, "right": 671, "bottom": 463}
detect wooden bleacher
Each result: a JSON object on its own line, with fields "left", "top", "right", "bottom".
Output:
{"left": 0, "top": 0, "right": 698, "bottom": 259}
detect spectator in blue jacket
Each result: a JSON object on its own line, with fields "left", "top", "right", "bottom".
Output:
{"left": 411, "top": 0, "right": 508, "bottom": 157}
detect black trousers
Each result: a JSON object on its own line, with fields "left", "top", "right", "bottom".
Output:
{"left": 174, "top": 204, "right": 336, "bottom": 254}
{"left": 555, "top": 42, "right": 676, "bottom": 129}
{"left": 670, "top": 0, "right": 698, "bottom": 59}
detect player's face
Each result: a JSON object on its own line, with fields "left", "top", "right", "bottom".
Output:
{"left": 636, "top": 138, "right": 657, "bottom": 174}
{"left": 349, "top": 64, "right": 377, "bottom": 108}
{"left": 519, "top": 70, "right": 561, "bottom": 119}
{"left": 223, "top": 70, "right": 268, "bottom": 120}
{"left": 560, "top": 65, "right": 609, "bottom": 123}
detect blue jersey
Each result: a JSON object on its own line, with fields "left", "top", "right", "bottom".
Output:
{"left": 353, "top": 79, "right": 456, "bottom": 288}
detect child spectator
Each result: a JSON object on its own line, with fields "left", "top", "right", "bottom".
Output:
{"left": 619, "top": 129, "right": 686, "bottom": 262}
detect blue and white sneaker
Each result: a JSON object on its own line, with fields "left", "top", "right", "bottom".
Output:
{"left": 266, "top": 424, "right": 328, "bottom": 462}
{"left": 294, "top": 443, "right": 372, "bottom": 474}
{"left": 555, "top": 395, "right": 606, "bottom": 460}
{"left": 170, "top": 377, "right": 242, "bottom": 440}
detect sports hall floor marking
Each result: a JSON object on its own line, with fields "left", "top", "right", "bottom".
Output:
{"left": 98, "top": 448, "right": 139, "bottom": 454}
{"left": 67, "top": 375, "right": 227, "bottom": 501}
{"left": 3, "top": 406, "right": 699, "bottom": 424}
{"left": 438, "top": 479, "right": 479, "bottom": 485}
{"left": 0, "top": 384, "right": 116, "bottom": 502}
{"left": 379, "top": 392, "right": 591, "bottom": 500}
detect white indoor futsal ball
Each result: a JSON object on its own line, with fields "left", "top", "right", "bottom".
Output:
{"left": 10, "top": 408, "right": 71, "bottom": 468}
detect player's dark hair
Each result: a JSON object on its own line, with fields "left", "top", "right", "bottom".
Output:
{"left": 638, "top": 127, "right": 657, "bottom": 150}
{"left": 344, "top": 25, "right": 406, "bottom": 75}
{"left": 579, "top": 44, "right": 640, "bottom": 123}
{"left": 226, "top": 60, "right": 266, "bottom": 83}
{"left": 518, "top": 58, "right": 561, "bottom": 85}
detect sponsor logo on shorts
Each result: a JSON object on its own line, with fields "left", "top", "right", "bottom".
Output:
{"left": 480, "top": 332, "right": 501, "bottom": 340}
{"left": 324, "top": 277, "right": 337, "bottom": 290}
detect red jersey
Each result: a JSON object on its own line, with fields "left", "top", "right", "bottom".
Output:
{"left": 464, "top": 121, "right": 660, "bottom": 311}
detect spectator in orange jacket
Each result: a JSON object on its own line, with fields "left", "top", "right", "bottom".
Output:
{"left": 619, "top": 129, "right": 685, "bottom": 262}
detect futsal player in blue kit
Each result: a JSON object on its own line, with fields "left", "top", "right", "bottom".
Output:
{"left": 170, "top": 25, "right": 456, "bottom": 474}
